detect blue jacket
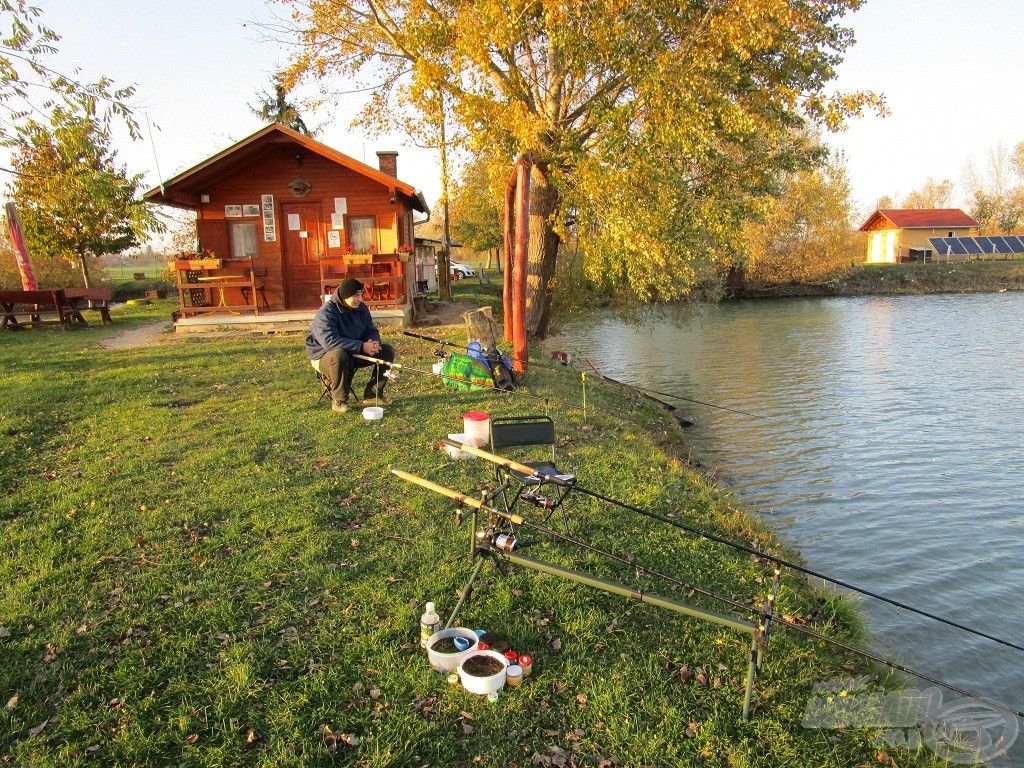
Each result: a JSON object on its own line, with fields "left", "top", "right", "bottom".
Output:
{"left": 305, "top": 288, "right": 381, "bottom": 359}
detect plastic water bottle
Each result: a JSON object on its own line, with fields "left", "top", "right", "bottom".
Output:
{"left": 419, "top": 601, "right": 440, "bottom": 649}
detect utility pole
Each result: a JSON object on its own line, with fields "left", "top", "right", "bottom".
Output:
{"left": 437, "top": 92, "right": 452, "bottom": 300}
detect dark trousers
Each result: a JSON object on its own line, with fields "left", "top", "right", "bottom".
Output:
{"left": 319, "top": 343, "right": 395, "bottom": 403}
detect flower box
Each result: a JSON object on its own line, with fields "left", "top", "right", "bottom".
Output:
{"left": 174, "top": 258, "right": 222, "bottom": 270}
{"left": 347, "top": 254, "right": 373, "bottom": 265}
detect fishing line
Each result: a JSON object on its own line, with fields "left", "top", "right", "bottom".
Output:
{"left": 374, "top": 346, "right": 1024, "bottom": 654}
{"left": 772, "top": 615, "right": 1024, "bottom": 720}
{"left": 517, "top": 516, "right": 1024, "bottom": 719}
{"left": 568, "top": 482, "right": 1024, "bottom": 655}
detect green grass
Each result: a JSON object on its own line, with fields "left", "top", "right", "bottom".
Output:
{"left": 741, "top": 259, "right": 1024, "bottom": 298}
{"left": 102, "top": 265, "right": 165, "bottom": 281}
{"left": 0, "top": 291, "right": 948, "bottom": 767}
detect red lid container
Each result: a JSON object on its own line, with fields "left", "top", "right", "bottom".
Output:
{"left": 478, "top": 642, "right": 491, "bottom": 651}
{"left": 504, "top": 649, "right": 518, "bottom": 662}
{"left": 464, "top": 411, "right": 489, "bottom": 421}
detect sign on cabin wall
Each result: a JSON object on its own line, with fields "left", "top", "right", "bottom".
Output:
{"left": 327, "top": 231, "right": 341, "bottom": 248}
{"left": 243, "top": 204, "right": 260, "bottom": 217}
{"left": 225, "top": 205, "right": 243, "bottom": 217}
{"left": 261, "top": 194, "right": 276, "bottom": 242}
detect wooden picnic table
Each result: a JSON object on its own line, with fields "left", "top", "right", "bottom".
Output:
{"left": 63, "top": 288, "right": 113, "bottom": 325}
{"left": 0, "top": 287, "right": 113, "bottom": 329}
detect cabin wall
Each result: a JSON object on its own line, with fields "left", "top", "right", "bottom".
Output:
{"left": 194, "top": 145, "right": 412, "bottom": 309}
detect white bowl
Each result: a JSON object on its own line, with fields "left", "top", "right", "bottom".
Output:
{"left": 362, "top": 406, "right": 384, "bottom": 420}
{"left": 457, "top": 649, "right": 509, "bottom": 695}
{"left": 426, "top": 627, "right": 479, "bottom": 672}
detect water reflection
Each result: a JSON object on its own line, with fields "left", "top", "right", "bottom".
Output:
{"left": 551, "top": 294, "right": 1024, "bottom": 719}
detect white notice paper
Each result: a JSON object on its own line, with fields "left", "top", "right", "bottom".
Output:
{"left": 327, "top": 230, "right": 341, "bottom": 248}
{"left": 331, "top": 212, "right": 345, "bottom": 229}
{"left": 334, "top": 197, "right": 347, "bottom": 214}
{"left": 299, "top": 230, "right": 308, "bottom": 239}
{"left": 287, "top": 213, "right": 300, "bottom": 230}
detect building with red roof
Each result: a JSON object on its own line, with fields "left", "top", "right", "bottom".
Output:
{"left": 858, "top": 208, "right": 979, "bottom": 264}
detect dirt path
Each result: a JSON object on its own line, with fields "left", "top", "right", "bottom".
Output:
{"left": 98, "top": 320, "right": 176, "bottom": 351}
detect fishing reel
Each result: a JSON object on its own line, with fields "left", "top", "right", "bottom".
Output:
{"left": 520, "top": 488, "right": 556, "bottom": 510}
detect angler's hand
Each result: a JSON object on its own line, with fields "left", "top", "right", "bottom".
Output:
{"left": 362, "top": 340, "right": 382, "bottom": 355}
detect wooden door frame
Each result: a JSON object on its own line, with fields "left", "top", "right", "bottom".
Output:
{"left": 280, "top": 199, "right": 324, "bottom": 310}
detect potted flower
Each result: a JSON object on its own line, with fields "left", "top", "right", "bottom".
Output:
{"left": 346, "top": 242, "right": 374, "bottom": 265}
{"left": 397, "top": 244, "right": 414, "bottom": 263}
{"left": 175, "top": 248, "right": 221, "bottom": 271}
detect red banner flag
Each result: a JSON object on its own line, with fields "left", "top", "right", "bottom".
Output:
{"left": 5, "top": 202, "right": 37, "bottom": 290}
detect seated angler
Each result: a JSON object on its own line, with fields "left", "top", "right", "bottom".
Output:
{"left": 305, "top": 278, "right": 396, "bottom": 413}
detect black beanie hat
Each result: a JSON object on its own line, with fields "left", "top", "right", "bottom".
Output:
{"left": 337, "top": 277, "right": 364, "bottom": 300}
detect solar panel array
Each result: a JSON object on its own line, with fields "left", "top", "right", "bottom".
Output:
{"left": 927, "top": 236, "right": 1024, "bottom": 256}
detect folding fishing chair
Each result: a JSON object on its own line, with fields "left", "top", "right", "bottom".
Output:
{"left": 489, "top": 415, "right": 575, "bottom": 531}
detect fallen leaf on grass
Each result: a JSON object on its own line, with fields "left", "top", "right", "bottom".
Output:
{"left": 678, "top": 665, "right": 691, "bottom": 682}
{"left": 695, "top": 668, "right": 708, "bottom": 686}
{"left": 42, "top": 643, "right": 58, "bottom": 663}
{"left": 597, "top": 759, "right": 615, "bottom": 768}
{"left": 460, "top": 722, "right": 474, "bottom": 735}
{"left": 184, "top": 734, "right": 199, "bottom": 745}
{"left": 551, "top": 638, "right": 562, "bottom": 651}
{"left": 369, "top": 687, "right": 381, "bottom": 700}
{"left": 576, "top": 693, "right": 587, "bottom": 707}
{"left": 244, "top": 728, "right": 257, "bottom": 747}
{"left": 5, "top": 694, "right": 17, "bottom": 709}
{"left": 458, "top": 711, "right": 474, "bottom": 721}
{"left": 28, "top": 719, "right": 49, "bottom": 737}
{"left": 553, "top": 681, "right": 567, "bottom": 694}
{"left": 685, "top": 721, "right": 700, "bottom": 738}
{"left": 0, "top": 627, "right": 10, "bottom": 638}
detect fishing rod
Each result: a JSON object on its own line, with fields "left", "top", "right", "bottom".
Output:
{"left": 513, "top": 505, "right": 1024, "bottom": 720}
{"left": 442, "top": 438, "right": 1024, "bottom": 656}
{"left": 582, "top": 358, "right": 757, "bottom": 418}
{"left": 402, "top": 330, "right": 754, "bottom": 418}
{"left": 351, "top": 352, "right": 556, "bottom": 406}
{"left": 396, "top": 464, "right": 1024, "bottom": 721}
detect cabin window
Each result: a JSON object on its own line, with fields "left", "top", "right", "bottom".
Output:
{"left": 948, "top": 231, "right": 954, "bottom": 238}
{"left": 347, "top": 216, "right": 377, "bottom": 253}
{"left": 229, "top": 221, "right": 258, "bottom": 259}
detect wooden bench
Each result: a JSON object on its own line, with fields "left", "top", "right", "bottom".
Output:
{"left": 0, "top": 289, "right": 77, "bottom": 329}
{"left": 63, "top": 288, "right": 113, "bottom": 325}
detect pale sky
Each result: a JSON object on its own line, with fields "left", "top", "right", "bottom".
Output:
{"left": 13, "top": 0, "right": 1024, "bottom": 227}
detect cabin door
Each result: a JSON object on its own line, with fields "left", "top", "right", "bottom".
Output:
{"left": 282, "top": 202, "right": 324, "bottom": 309}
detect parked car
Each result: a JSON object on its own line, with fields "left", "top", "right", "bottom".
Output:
{"left": 449, "top": 261, "right": 476, "bottom": 280}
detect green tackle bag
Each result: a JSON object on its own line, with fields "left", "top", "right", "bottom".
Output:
{"left": 440, "top": 352, "right": 494, "bottom": 391}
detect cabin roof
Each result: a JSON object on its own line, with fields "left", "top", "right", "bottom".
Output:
{"left": 143, "top": 123, "right": 428, "bottom": 213}
{"left": 859, "top": 208, "right": 979, "bottom": 232}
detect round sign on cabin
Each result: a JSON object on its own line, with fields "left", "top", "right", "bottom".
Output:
{"left": 288, "top": 178, "right": 313, "bottom": 197}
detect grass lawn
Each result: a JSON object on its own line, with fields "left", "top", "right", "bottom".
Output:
{"left": 0, "top": 290, "right": 945, "bottom": 767}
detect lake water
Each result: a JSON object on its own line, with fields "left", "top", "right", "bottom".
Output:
{"left": 549, "top": 294, "right": 1024, "bottom": 744}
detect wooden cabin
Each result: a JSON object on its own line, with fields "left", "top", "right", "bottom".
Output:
{"left": 858, "top": 209, "right": 978, "bottom": 264}
{"left": 143, "top": 123, "right": 429, "bottom": 324}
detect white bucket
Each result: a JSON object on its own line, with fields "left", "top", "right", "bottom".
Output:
{"left": 426, "top": 627, "right": 479, "bottom": 672}
{"left": 463, "top": 411, "right": 490, "bottom": 447}
{"left": 362, "top": 406, "right": 384, "bottom": 420}
{"left": 432, "top": 361, "right": 443, "bottom": 375}
{"left": 457, "top": 649, "right": 509, "bottom": 695}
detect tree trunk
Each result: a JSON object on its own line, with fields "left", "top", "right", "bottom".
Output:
{"left": 78, "top": 252, "right": 93, "bottom": 289}
{"left": 525, "top": 164, "right": 561, "bottom": 339}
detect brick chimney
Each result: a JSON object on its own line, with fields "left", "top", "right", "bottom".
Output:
{"left": 376, "top": 150, "right": 398, "bottom": 178}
